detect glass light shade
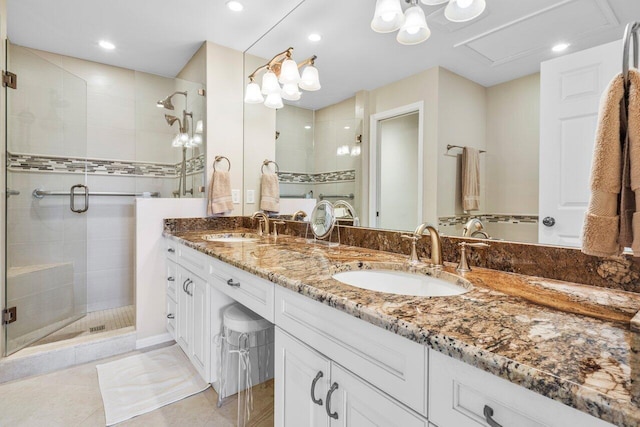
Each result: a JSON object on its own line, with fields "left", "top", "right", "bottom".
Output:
{"left": 420, "top": 0, "right": 448, "bottom": 4}
{"left": 281, "top": 83, "right": 301, "bottom": 101}
{"left": 171, "top": 134, "right": 182, "bottom": 147}
{"left": 279, "top": 58, "right": 301, "bottom": 84}
{"left": 371, "top": 0, "right": 405, "bottom": 33}
{"left": 350, "top": 145, "right": 361, "bottom": 156}
{"left": 184, "top": 139, "right": 195, "bottom": 148}
{"left": 336, "top": 145, "right": 350, "bottom": 156}
{"left": 444, "top": 0, "right": 486, "bottom": 22}
{"left": 191, "top": 133, "right": 203, "bottom": 146}
{"left": 397, "top": 6, "right": 431, "bottom": 45}
{"left": 179, "top": 132, "right": 189, "bottom": 144}
{"left": 244, "top": 82, "right": 264, "bottom": 103}
{"left": 261, "top": 71, "right": 281, "bottom": 95}
{"left": 264, "top": 93, "right": 284, "bottom": 109}
{"left": 299, "top": 65, "right": 321, "bottom": 91}
{"left": 195, "top": 120, "right": 204, "bottom": 134}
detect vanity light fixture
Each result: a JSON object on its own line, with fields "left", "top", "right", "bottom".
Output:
{"left": 552, "top": 42, "right": 570, "bottom": 52}
{"left": 98, "top": 40, "right": 116, "bottom": 50}
{"left": 244, "top": 47, "right": 320, "bottom": 109}
{"left": 226, "top": 0, "right": 244, "bottom": 12}
{"left": 371, "top": 0, "right": 485, "bottom": 44}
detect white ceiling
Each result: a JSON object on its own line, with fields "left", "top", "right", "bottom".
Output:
{"left": 8, "top": 0, "right": 640, "bottom": 110}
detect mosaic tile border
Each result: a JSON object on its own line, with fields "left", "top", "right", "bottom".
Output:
{"left": 8, "top": 152, "right": 205, "bottom": 178}
{"left": 438, "top": 214, "right": 539, "bottom": 228}
{"left": 278, "top": 169, "right": 355, "bottom": 183}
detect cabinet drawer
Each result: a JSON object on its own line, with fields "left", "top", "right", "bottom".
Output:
{"left": 276, "top": 286, "right": 426, "bottom": 416}
{"left": 207, "top": 258, "right": 274, "bottom": 322}
{"left": 165, "top": 239, "right": 177, "bottom": 263}
{"left": 166, "top": 295, "right": 176, "bottom": 339}
{"left": 166, "top": 260, "right": 178, "bottom": 301}
{"left": 177, "top": 244, "right": 207, "bottom": 278}
{"left": 428, "top": 349, "right": 614, "bottom": 427}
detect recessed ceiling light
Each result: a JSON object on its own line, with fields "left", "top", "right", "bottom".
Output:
{"left": 226, "top": 1, "right": 244, "bottom": 12}
{"left": 552, "top": 43, "right": 570, "bottom": 52}
{"left": 344, "top": 126, "right": 350, "bottom": 129}
{"left": 308, "top": 33, "right": 322, "bottom": 42}
{"left": 304, "top": 125, "right": 312, "bottom": 129}
{"left": 98, "top": 40, "right": 115, "bottom": 50}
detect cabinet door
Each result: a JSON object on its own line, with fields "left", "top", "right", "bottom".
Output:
{"left": 276, "top": 328, "right": 331, "bottom": 427}
{"left": 328, "top": 364, "right": 427, "bottom": 427}
{"left": 176, "top": 266, "right": 191, "bottom": 352}
{"left": 189, "top": 275, "right": 210, "bottom": 381}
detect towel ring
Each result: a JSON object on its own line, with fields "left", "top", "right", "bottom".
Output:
{"left": 261, "top": 159, "right": 280, "bottom": 174}
{"left": 213, "top": 156, "right": 231, "bottom": 172}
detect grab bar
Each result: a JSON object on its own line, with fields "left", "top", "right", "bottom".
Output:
{"left": 6, "top": 189, "right": 20, "bottom": 198}
{"left": 33, "top": 189, "right": 160, "bottom": 199}
{"left": 319, "top": 193, "right": 354, "bottom": 200}
{"left": 281, "top": 191, "right": 314, "bottom": 199}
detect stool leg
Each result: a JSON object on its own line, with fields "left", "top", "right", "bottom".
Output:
{"left": 217, "top": 334, "right": 227, "bottom": 408}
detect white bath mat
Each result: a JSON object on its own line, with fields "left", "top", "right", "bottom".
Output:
{"left": 96, "top": 344, "right": 209, "bottom": 426}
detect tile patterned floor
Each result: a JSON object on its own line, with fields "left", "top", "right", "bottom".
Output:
{"left": 0, "top": 345, "right": 275, "bottom": 426}
{"left": 28, "top": 305, "right": 135, "bottom": 347}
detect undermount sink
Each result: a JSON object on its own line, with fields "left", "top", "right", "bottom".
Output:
{"left": 332, "top": 264, "right": 472, "bottom": 297}
{"left": 201, "top": 233, "right": 260, "bottom": 243}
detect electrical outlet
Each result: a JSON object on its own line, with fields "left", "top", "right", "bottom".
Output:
{"left": 232, "top": 189, "right": 240, "bottom": 204}
{"left": 246, "top": 189, "right": 255, "bottom": 204}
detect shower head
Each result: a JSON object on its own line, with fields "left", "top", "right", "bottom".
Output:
{"left": 165, "top": 114, "right": 181, "bottom": 128}
{"left": 156, "top": 91, "right": 187, "bottom": 110}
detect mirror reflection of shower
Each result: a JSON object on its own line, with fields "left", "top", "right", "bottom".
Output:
{"left": 157, "top": 91, "right": 203, "bottom": 197}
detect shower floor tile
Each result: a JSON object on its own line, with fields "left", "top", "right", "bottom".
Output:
{"left": 28, "top": 305, "right": 134, "bottom": 348}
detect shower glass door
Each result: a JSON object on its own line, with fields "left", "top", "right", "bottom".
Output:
{"left": 4, "top": 43, "right": 88, "bottom": 355}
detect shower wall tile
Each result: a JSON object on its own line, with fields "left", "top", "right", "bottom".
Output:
{"left": 88, "top": 126, "right": 136, "bottom": 160}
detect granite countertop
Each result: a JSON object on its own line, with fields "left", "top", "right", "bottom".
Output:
{"left": 164, "top": 227, "right": 640, "bottom": 427}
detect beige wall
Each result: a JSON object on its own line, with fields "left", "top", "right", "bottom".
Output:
{"left": 177, "top": 43, "right": 206, "bottom": 85}
{"left": 436, "top": 68, "right": 487, "bottom": 217}
{"left": 243, "top": 53, "right": 276, "bottom": 215}
{"left": 367, "top": 66, "right": 440, "bottom": 226}
{"left": 485, "top": 73, "right": 540, "bottom": 215}
{"left": 205, "top": 41, "right": 245, "bottom": 216}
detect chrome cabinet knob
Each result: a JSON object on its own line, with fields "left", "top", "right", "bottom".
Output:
{"left": 167, "top": 313, "right": 175, "bottom": 319}
{"left": 542, "top": 216, "right": 555, "bottom": 227}
{"left": 227, "top": 278, "right": 240, "bottom": 288}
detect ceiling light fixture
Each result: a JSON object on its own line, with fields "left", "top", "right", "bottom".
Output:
{"left": 552, "top": 42, "right": 570, "bottom": 52}
{"left": 371, "top": 0, "right": 485, "bottom": 44}
{"left": 244, "top": 47, "right": 320, "bottom": 109}
{"left": 98, "top": 40, "right": 115, "bottom": 50}
{"left": 226, "top": 1, "right": 244, "bottom": 12}
{"left": 308, "top": 33, "right": 322, "bottom": 42}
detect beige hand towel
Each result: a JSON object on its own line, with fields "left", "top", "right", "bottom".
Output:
{"left": 260, "top": 172, "right": 280, "bottom": 213}
{"left": 461, "top": 146, "right": 480, "bottom": 211}
{"left": 582, "top": 73, "right": 624, "bottom": 257}
{"left": 207, "top": 171, "right": 233, "bottom": 216}
{"left": 627, "top": 70, "right": 640, "bottom": 255}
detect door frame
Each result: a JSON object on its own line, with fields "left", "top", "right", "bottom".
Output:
{"left": 368, "top": 101, "right": 424, "bottom": 228}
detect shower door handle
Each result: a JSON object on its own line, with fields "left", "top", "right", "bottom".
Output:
{"left": 70, "top": 184, "right": 89, "bottom": 213}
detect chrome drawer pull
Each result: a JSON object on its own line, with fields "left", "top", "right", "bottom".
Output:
{"left": 484, "top": 405, "right": 503, "bottom": 427}
{"left": 326, "top": 382, "right": 339, "bottom": 420}
{"left": 182, "top": 278, "right": 190, "bottom": 293}
{"left": 167, "top": 248, "right": 175, "bottom": 253}
{"left": 167, "top": 276, "right": 175, "bottom": 282}
{"left": 185, "top": 279, "right": 193, "bottom": 296}
{"left": 227, "top": 278, "right": 240, "bottom": 287}
{"left": 167, "top": 313, "right": 175, "bottom": 319}
{"left": 310, "top": 371, "right": 323, "bottom": 406}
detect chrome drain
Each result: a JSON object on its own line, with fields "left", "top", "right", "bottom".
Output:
{"left": 89, "top": 325, "right": 106, "bottom": 333}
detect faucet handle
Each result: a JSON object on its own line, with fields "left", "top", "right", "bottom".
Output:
{"left": 402, "top": 234, "right": 420, "bottom": 263}
{"left": 272, "top": 220, "right": 285, "bottom": 237}
{"left": 456, "top": 242, "right": 489, "bottom": 273}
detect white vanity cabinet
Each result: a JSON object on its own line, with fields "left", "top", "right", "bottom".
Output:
{"left": 428, "top": 349, "right": 615, "bottom": 427}
{"left": 276, "top": 328, "right": 428, "bottom": 427}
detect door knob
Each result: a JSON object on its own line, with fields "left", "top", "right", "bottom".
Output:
{"left": 542, "top": 216, "right": 555, "bottom": 227}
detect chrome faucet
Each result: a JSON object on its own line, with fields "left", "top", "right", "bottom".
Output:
{"left": 413, "top": 223, "right": 443, "bottom": 269}
{"left": 251, "top": 211, "right": 269, "bottom": 236}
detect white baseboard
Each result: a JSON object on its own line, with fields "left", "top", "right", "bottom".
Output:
{"left": 135, "top": 332, "right": 174, "bottom": 350}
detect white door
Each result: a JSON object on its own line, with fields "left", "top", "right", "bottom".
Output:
{"left": 539, "top": 40, "right": 620, "bottom": 246}
{"left": 275, "top": 328, "right": 331, "bottom": 427}
{"left": 328, "top": 364, "right": 427, "bottom": 427}
{"left": 189, "top": 275, "right": 210, "bottom": 382}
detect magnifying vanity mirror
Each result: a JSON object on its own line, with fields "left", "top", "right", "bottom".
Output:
{"left": 310, "top": 200, "right": 337, "bottom": 241}
{"left": 243, "top": 0, "right": 640, "bottom": 249}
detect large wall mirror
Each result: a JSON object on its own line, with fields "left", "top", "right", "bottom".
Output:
{"left": 242, "top": 0, "right": 640, "bottom": 248}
